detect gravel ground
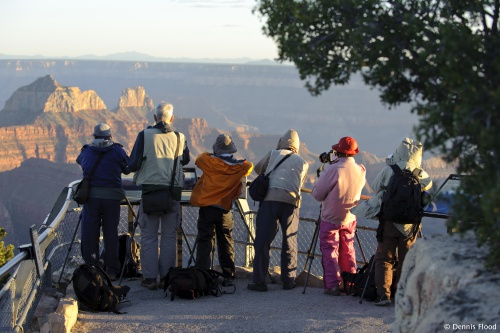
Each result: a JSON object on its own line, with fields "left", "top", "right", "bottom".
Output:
{"left": 71, "top": 270, "right": 395, "bottom": 333}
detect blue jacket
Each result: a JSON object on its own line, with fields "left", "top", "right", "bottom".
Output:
{"left": 76, "top": 139, "right": 130, "bottom": 199}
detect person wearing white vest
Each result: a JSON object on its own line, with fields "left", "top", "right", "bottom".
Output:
{"left": 129, "top": 103, "right": 190, "bottom": 290}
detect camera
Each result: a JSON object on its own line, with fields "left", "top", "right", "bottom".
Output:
{"left": 319, "top": 150, "right": 335, "bottom": 164}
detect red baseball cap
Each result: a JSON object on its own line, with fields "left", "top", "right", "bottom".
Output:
{"left": 332, "top": 137, "right": 359, "bottom": 155}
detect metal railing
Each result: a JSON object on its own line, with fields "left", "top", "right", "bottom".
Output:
{"left": 0, "top": 181, "right": 377, "bottom": 332}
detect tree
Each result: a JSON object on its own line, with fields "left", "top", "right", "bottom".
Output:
{"left": 0, "top": 227, "right": 15, "bottom": 287}
{"left": 254, "top": 0, "right": 500, "bottom": 267}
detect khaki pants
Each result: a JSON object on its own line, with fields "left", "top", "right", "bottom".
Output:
{"left": 374, "top": 221, "right": 417, "bottom": 298}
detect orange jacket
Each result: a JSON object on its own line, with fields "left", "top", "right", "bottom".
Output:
{"left": 190, "top": 153, "right": 253, "bottom": 211}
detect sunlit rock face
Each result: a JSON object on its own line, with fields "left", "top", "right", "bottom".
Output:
{"left": 393, "top": 232, "right": 500, "bottom": 333}
{"left": 3, "top": 75, "right": 106, "bottom": 114}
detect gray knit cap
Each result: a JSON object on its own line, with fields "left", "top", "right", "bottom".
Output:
{"left": 213, "top": 134, "right": 237, "bottom": 155}
{"left": 93, "top": 123, "right": 111, "bottom": 138}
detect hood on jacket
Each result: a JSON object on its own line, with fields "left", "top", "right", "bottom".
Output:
{"left": 90, "top": 139, "right": 114, "bottom": 151}
{"left": 386, "top": 138, "right": 423, "bottom": 166}
{"left": 277, "top": 129, "right": 300, "bottom": 153}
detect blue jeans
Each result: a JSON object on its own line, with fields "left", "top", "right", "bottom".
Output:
{"left": 81, "top": 197, "right": 121, "bottom": 275}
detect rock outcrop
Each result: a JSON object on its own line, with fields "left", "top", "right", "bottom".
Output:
{"left": 393, "top": 232, "right": 500, "bottom": 332}
{"left": 1, "top": 75, "right": 106, "bottom": 120}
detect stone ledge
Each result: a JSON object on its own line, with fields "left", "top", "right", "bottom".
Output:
{"left": 393, "top": 232, "right": 500, "bottom": 332}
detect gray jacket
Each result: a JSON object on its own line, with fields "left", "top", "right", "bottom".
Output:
{"left": 254, "top": 129, "right": 309, "bottom": 207}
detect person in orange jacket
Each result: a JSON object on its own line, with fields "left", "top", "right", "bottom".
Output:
{"left": 190, "top": 134, "right": 253, "bottom": 285}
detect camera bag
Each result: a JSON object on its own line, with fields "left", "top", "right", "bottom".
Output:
{"left": 162, "top": 267, "right": 224, "bottom": 301}
{"left": 73, "top": 151, "right": 105, "bottom": 205}
{"left": 72, "top": 263, "right": 130, "bottom": 313}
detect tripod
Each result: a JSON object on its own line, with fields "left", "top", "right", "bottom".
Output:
{"left": 235, "top": 199, "right": 277, "bottom": 284}
{"left": 118, "top": 197, "right": 141, "bottom": 285}
{"left": 57, "top": 207, "right": 83, "bottom": 288}
{"left": 301, "top": 161, "right": 329, "bottom": 294}
{"left": 301, "top": 208, "right": 321, "bottom": 294}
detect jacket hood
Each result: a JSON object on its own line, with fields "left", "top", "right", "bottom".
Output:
{"left": 386, "top": 138, "right": 423, "bottom": 166}
{"left": 89, "top": 139, "right": 114, "bottom": 151}
{"left": 277, "top": 129, "right": 300, "bottom": 153}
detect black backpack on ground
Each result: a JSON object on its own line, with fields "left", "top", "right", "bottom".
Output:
{"left": 118, "top": 233, "right": 141, "bottom": 278}
{"left": 162, "top": 267, "right": 224, "bottom": 301}
{"left": 341, "top": 255, "right": 377, "bottom": 301}
{"left": 72, "top": 263, "right": 130, "bottom": 313}
{"left": 380, "top": 164, "right": 423, "bottom": 224}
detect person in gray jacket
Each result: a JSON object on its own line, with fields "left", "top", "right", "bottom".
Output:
{"left": 247, "top": 129, "right": 309, "bottom": 292}
{"left": 128, "top": 103, "right": 190, "bottom": 290}
{"left": 351, "top": 138, "right": 432, "bottom": 306}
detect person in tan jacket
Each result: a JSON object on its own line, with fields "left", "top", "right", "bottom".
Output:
{"left": 190, "top": 134, "right": 253, "bottom": 285}
{"left": 247, "top": 129, "right": 309, "bottom": 292}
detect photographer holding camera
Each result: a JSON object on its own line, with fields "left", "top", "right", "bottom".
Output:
{"left": 311, "top": 137, "right": 366, "bottom": 296}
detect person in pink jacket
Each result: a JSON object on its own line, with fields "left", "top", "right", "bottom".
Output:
{"left": 312, "top": 137, "right": 366, "bottom": 296}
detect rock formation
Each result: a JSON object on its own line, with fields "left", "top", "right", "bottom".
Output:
{"left": 0, "top": 75, "right": 106, "bottom": 124}
{"left": 393, "top": 232, "right": 500, "bottom": 332}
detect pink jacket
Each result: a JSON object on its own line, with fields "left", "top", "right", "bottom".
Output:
{"left": 312, "top": 157, "right": 366, "bottom": 225}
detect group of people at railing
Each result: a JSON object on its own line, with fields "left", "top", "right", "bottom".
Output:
{"left": 77, "top": 102, "right": 432, "bottom": 307}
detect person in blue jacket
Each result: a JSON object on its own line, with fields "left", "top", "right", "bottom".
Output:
{"left": 76, "top": 123, "right": 130, "bottom": 280}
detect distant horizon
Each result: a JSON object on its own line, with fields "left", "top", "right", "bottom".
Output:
{"left": 0, "top": 51, "right": 289, "bottom": 66}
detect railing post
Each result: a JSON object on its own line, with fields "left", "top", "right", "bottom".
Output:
{"left": 235, "top": 198, "right": 255, "bottom": 268}
{"left": 176, "top": 206, "right": 183, "bottom": 267}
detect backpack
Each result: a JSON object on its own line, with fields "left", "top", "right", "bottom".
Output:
{"left": 380, "top": 164, "right": 423, "bottom": 224}
{"left": 162, "top": 267, "right": 223, "bottom": 301}
{"left": 118, "top": 234, "right": 141, "bottom": 278}
{"left": 72, "top": 263, "right": 130, "bottom": 313}
{"left": 341, "top": 255, "right": 377, "bottom": 301}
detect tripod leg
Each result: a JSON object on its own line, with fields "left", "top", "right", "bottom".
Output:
{"left": 187, "top": 239, "right": 198, "bottom": 267}
{"left": 355, "top": 230, "right": 367, "bottom": 264}
{"left": 238, "top": 210, "right": 276, "bottom": 284}
{"left": 118, "top": 209, "right": 140, "bottom": 285}
{"left": 180, "top": 225, "right": 196, "bottom": 266}
{"left": 302, "top": 219, "right": 320, "bottom": 294}
{"left": 57, "top": 208, "right": 83, "bottom": 286}
{"left": 359, "top": 255, "right": 376, "bottom": 304}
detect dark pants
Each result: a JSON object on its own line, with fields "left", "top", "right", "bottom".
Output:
{"left": 194, "top": 206, "right": 235, "bottom": 278}
{"left": 252, "top": 201, "right": 299, "bottom": 285}
{"left": 81, "top": 197, "right": 121, "bottom": 275}
{"left": 375, "top": 220, "right": 417, "bottom": 299}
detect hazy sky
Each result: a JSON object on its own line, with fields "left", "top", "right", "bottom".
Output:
{"left": 0, "top": 0, "right": 279, "bottom": 60}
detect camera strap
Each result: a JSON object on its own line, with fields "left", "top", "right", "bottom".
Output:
{"left": 264, "top": 152, "right": 293, "bottom": 177}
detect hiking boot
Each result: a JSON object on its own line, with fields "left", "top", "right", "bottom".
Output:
{"left": 324, "top": 287, "right": 341, "bottom": 296}
{"left": 141, "top": 278, "right": 158, "bottom": 290}
{"left": 283, "top": 281, "right": 296, "bottom": 290}
{"left": 374, "top": 295, "right": 391, "bottom": 306}
{"left": 222, "top": 277, "right": 235, "bottom": 287}
{"left": 247, "top": 282, "right": 268, "bottom": 292}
